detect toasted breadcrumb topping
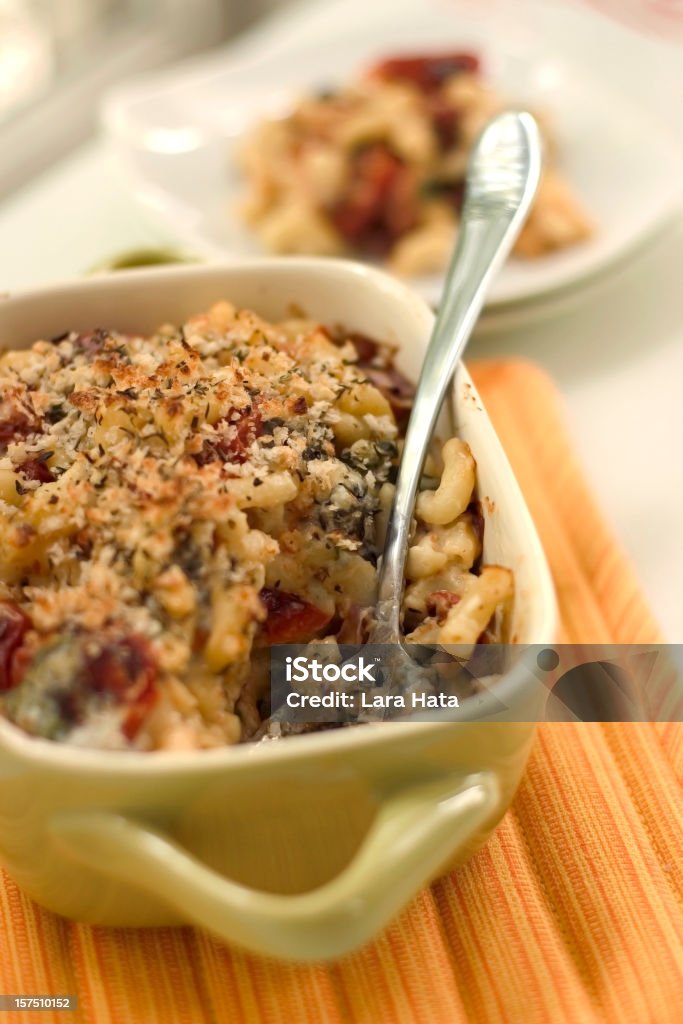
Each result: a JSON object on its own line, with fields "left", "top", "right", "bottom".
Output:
{"left": 0, "top": 303, "right": 512, "bottom": 750}
{"left": 0, "top": 304, "right": 405, "bottom": 749}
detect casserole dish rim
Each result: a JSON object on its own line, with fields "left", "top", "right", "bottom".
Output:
{"left": 0, "top": 257, "right": 556, "bottom": 775}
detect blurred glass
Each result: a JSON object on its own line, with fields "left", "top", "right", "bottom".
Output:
{"left": 0, "top": 0, "right": 248, "bottom": 194}
{"left": 0, "top": 0, "right": 138, "bottom": 126}
{"left": 0, "top": 0, "right": 53, "bottom": 121}
{"left": 0, "top": 0, "right": 241, "bottom": 129}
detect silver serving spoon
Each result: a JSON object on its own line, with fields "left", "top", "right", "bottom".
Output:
{"left": 371, "top": 111, "right": 542, "bottom": 662}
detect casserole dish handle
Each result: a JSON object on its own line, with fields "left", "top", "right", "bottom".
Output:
{"left": 51, "top": 770, "right": 498, "bottom": 960}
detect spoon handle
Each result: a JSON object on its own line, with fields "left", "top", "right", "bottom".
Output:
{"left": 376, "top": 111, "right": 542, "bottom": 627}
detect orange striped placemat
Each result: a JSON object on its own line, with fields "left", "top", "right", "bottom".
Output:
{"left": 1, "top": 360, "right": 681, "bottom": 1024}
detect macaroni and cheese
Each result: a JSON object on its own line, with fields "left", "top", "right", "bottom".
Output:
{"left": 0, "top": 305, "right": 511, "bottom": 749}
{"left": 238, "top": 51, "right": 593, "bottom": 275}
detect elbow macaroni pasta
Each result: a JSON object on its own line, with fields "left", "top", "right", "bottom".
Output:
{"left": 415, "top": 437, "right": 475, "bottom": 525}
{"left": 0, "top": 306, "right": 511, "bottom": 750}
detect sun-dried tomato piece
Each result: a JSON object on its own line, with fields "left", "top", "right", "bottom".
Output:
{"left": 0, "top": 404, "right": 38, "bottom": 453}
{"left": 426, "top": 590, "right": 461, "bottom": 623}
{"left": 333, "top": 332, "right": 414, "bottom": 429}
{"left": 345, "top": 332, "right": 381, "bottom": 364}
{"left": 18, "top": 456, "right": 55, "bottom": 484}
{"left": 359, "top": 364, "right": 415, "bottom": 430}
{"left": 0, "top": 601, "right": 32, "bottom": 691}
{"left": 369, "top": 52, "right": 480, "bottom": 91}
{"left": 331, "top": 144, "right": 400, "bottom": 243}
{"left": 85, "top": 634, "right": 158, "bottom": 739}
{"left": 194, "top": 405, "right": 263, "bottom": 467}
{"left": 193, "top": 440, "right": 217, "bottom": 467}
{"left": 7, "top": 644, "right": 33, "bottom": 690}
{"left": 289, "top": 395, "right": 308, "bottom": 416}
{"left": 382, "top": 161, "right": 419, "bottom": 240}
{"left": 70, "top": 330, "right": 111, "bottom": 358}
{"left": 259, "top": 588, "right": 332, "bottom": 644}
{"left": 121, "top": 682, "right": 159, "bottom": 741}
{"left": 426, "top": 94, "right": 462, "bottom": 150}
{"left": 0, "top": 415, "right": 33, "bottom": 447}
{"left": 331, "top": 143, "right": 418, "bottom": 255}
{"left": 220, "top": 405, "right": 263, "bottom": 463}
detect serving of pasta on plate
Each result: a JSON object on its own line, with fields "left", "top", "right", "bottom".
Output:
{"left": 0, "top": 303, "right": 512, "bottom": 750}
{"left": 238, "top": 50, "right": 593, "bottom": 276}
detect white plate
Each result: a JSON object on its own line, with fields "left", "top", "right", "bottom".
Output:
{"left": 102, "top": 0, "right": 683, "bottom": 308}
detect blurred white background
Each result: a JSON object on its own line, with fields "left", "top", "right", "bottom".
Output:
{"left": 0, "top": 0, "right": 287, "bottom": 196}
